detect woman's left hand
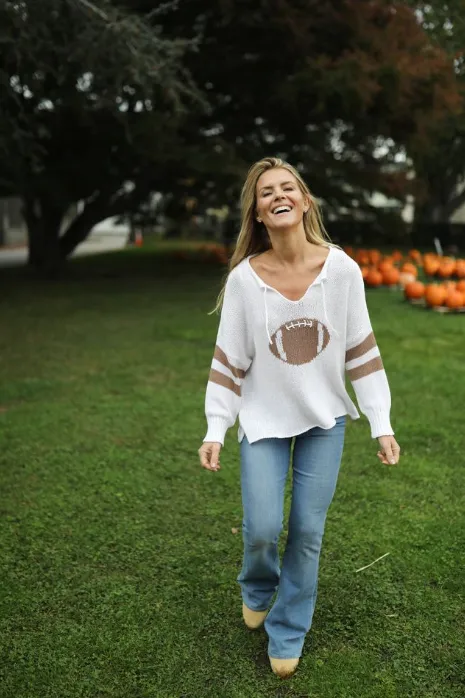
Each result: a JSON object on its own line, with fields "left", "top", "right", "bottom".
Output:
{"left": 377, "top": 435, "right": 401, "bottom": 466}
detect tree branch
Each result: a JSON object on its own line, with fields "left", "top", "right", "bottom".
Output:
{"left": 59, "top": 185, "right": 152, "bottom": 257}
{"left": 74, "top": 0, "right": 108, "bottom": 21}
{"left": 445, "top": 186, "right": 465, "bottom": 218}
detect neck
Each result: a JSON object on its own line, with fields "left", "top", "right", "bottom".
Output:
{"left": 267, "top": 226, "right": 320, "bottom": 265}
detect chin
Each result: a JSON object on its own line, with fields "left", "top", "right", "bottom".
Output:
{"left": 269, "top": 216, "right": 302, "bottom": 231}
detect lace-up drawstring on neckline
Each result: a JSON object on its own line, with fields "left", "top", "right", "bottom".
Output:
{"left": 254, "top": 248, "right": 338, "bottom": 341}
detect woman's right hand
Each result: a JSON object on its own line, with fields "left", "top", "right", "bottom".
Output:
{"left": 198, "top": 442, "right": 222, "bottom": 472}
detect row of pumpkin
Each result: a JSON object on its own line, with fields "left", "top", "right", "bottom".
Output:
{"left": 345, "top": 247, "right": 465, "bottom": 283}
{"left": 344, "top": 247, "right": 465, "bottom": 310}
{"left": 172, "top": 245, "right": 465, "bottom": 309}
{"left": 404, "top": 280, "right": 465, "bottom": 310}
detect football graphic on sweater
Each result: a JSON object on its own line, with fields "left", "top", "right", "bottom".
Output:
{"left": 269, "top": 318, "right": 330, "bottom": 365}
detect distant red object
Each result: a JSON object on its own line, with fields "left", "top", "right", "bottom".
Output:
{"left": 134, "top": 231, "right": 143, "bottom": 247}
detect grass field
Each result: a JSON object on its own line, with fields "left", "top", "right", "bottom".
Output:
{"left": 1, "top": 246, "right": 464, "bottom": 698}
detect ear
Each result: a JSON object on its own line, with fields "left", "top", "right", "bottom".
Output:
{"left": 303, "top": 197, "right": 311, "bottom": 213}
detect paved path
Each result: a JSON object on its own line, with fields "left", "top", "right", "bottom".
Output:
{"left": 0, "top": 232, "right": 127, "bottom": 268}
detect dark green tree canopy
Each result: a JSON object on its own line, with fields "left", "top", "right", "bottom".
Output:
{"left": 0, "top": 0, "right": 462, "bottom": 271}
{"left": 0, "top": 0, "right": 201, "bottom": 270}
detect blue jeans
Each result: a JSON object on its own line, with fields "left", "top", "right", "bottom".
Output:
{"left": 238, "top": 416, "right": 346, "bottom": 659}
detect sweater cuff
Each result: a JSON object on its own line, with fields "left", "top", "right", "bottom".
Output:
{"left": 365, "top": 408, "right": 394, "bottom": 439}
{"left": 204, "top": 417, "right": 230, "bottom": 445}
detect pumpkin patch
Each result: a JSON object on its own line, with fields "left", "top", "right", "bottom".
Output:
{"left": 344, "top": 246, "right": 465, "bottom": 313}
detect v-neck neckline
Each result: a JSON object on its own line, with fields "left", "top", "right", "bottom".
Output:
{"left": 247, "top": 246, "right": 333, "bottom": 304}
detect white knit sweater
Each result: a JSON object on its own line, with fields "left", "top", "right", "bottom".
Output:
{"left": 204, "top": 246, "right": 394, "bottom": 445}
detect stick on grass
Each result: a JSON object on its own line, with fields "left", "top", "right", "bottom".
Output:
{"left": 355, "top": 552, "right": 390, "bottom": 573}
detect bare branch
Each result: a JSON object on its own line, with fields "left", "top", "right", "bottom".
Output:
{"left": 74, "top": 0, "right": 107, "bottom": 21}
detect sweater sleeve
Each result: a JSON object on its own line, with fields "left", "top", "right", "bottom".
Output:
{"left": 204, "top": 267, "right": 253, "bottom": 445}
{"left": 345, "top": 263, "right": 394, "bottom": 438}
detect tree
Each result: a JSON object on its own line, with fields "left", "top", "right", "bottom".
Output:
{"left": 404, "top": 1, "right": 465, "bottom": 223}
{"left": 1, "top": 0, "right": 462, "bottom": 272}
{"left": 141, "top": 0, "right": 461, "bottom": 221}
{"left": 0, "top": 0, "right": 201, "bottom": 272}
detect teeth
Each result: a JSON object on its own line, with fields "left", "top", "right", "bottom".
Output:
{"left": 273, "top": 206, "right": 291, "bottom": 214}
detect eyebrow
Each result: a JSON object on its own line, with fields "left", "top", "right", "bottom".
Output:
{"left": 259, "top": 180, "right": 295, "bottom": 194}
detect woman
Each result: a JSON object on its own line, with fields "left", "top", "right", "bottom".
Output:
{"left": 198, "top": 157, "right": 400, "bottom": 679}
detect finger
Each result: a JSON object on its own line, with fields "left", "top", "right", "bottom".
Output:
{"left": 199, "top": 447, "right": 211, "bottom": 470}
{"left": 383, "top": 445, "right": 396, "bottom": 465}
{"left": 377, "top": 450, "right": 397, "bottom": 466}
{"left": 210, "top": 444, "right": 221, "bottom": 471}
{"left": 390, "top": 442, "right": 401, "bottom": 464}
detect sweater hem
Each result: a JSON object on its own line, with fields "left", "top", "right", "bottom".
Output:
{"left": 238, "top": 411, "right": 359, "bottom": 444}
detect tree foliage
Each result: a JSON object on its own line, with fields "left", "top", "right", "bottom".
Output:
{"left": 149, "top": 0, "right": 461, "bottom": 216}
{"left": 0, "top": 0, "right": 462, "bottom": 271}
{"left": 404, "top": 1, "right": 465, "bottom": 222}
{"left": 0, "top": 0, "right": 201, "bottom": 271}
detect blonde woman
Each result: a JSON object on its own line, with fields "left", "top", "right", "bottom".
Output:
{"left": 198, "top": 157, "right": 400, "bottom": 679}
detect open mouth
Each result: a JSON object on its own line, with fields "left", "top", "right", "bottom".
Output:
{"left": 272, "top": 205, "right": 292, "bottom": 215}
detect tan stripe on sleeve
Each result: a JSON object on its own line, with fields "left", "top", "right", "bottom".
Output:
{"left": 347, "top": 356, "right": 384, "bottom": 382}
{"left": 345, "top": 332, "right": 377, "bottom": 363}
{"left": 214, "top": 346, "right": 246, "bottom": 379}
{"left": 209, "top": 368, "right": 241, "bottom": 397}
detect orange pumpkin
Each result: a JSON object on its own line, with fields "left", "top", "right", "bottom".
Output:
{"left": 399, "top": 271, "right": 417, "bottom": 288}
{"left": 424, "top": 284, "right": 447, "bottom": 307}
{"left": 423, "top": 257, "right": 440, "bottom": 276}
{"left": 455, "top": 260, "right": 465, "bottom": 278}
{"left": 378, "top": 260, "right": 395, "bottom": 274}
{"left": 361, "top": 266, "right": 369, "bottom": 280}
{"left": 404, "top": 281, "right": 425, "bottom": 300}
{"left": 445, "top": 289, "right": 465, "bottom": 309}
{"left": 401, "top": 262, "right": 418, "bottom": 278}
{"left": 356, "top": 249, "right": 369, "bottom": 265}
{"left": 382, "top": 266, "right": 400, "bottom": 286}
{"left": 409, "top": 249, "right": 422, "bottom": 263}
{"left": 368, "top": 249, "right": 382, "bottom": 265}
{"left": 456, "top": 279, "right": 465, "bottom": 293}
{"left": 392, "top": 250, "right": 404, "bottom": 262}
{"left": 438, "top": 261, "right": 456, "bottom": 278}
{"left": 365, "top": 268, "right": 383, "bottom": 287}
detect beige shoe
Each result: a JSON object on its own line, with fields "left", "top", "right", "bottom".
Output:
{"left": 242, "top": 602, "right": 268, "bottom": 630}
{"left": 269, "top": 656, "right": 300, "bottom": 678}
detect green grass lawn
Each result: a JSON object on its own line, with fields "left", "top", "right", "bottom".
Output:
{"left": 1, "top": 247, "right": 464, "bottom": 698}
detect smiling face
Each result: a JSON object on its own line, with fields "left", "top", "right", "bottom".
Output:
{"left": 255, "top": 168, "right": 309, "bottom": 233}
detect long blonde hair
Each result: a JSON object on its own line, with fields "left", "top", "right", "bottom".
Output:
{"left": 212, "top": 156, "right": 333, "bottom": 313}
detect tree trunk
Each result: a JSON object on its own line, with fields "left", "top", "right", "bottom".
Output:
{"left": 59, "top": 191, "right": 126, "bottom": 258}
{"left": 0, "top": 199, "right": 6, "bottom": 247}
{"left": 59, "top": 188, "right": 150, "bottom": 257}
{"left": 23, "top": 198, "right": 66, "bottom": 276}
{"left": 59, "top": 212, "right": 96, "bottom": 259}
{"left": 127, "top": 215, "right": 137, "bottom": 245}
